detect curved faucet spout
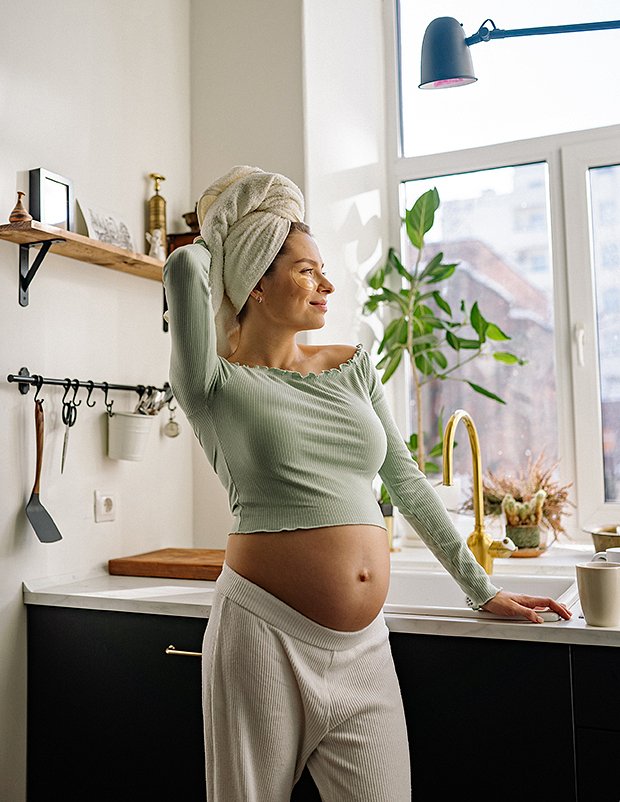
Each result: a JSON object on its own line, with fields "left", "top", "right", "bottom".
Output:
{"left": 442, "top": 409, "right": 493, "bottom": 574}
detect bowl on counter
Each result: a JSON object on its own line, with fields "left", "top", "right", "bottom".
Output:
{"left": 582, "top": 524, "right": 620, "bottom": 552}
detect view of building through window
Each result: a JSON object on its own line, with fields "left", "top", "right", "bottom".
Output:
{"left": 589, "top": 164, "right": 620, "bottom": 502}
{"left": 402, "top": 164, "right": 558, "bottom": 482}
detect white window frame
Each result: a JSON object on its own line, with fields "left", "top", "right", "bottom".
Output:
{"left": 382, "top": 1, "right": 620, "bottom": 539}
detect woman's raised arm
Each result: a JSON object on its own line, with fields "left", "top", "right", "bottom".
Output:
{"left": 163, "top": 241, "right": 224, "bottom": 416}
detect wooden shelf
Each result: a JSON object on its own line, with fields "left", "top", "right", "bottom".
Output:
{"left": 0, "top": 220, "right": 163, "bottom": 281}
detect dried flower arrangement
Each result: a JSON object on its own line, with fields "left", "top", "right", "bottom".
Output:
{"left": 461, "top": 452, "right": 575, "bottom": 544}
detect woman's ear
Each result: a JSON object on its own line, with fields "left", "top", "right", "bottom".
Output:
{"left": 249, "top": 279, "right": 264, "bottom": 301}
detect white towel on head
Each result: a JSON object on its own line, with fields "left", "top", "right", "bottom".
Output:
{"left": 196, "top": 165, "right": 305, "bottom": 356}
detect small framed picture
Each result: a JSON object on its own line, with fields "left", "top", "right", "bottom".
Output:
{"left": 77, "top": 200, "right": 135, "bottom": 251}
{"left": 29, "top": 168, "right": 74, "bottom": 231}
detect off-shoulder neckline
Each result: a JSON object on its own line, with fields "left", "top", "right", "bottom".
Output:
{"left": 223, "top": 343, "right": 364, "bottom": 379}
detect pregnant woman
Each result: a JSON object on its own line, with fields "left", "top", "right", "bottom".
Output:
{"left": 163, "top": 165, "right": 571, "bottom": 802}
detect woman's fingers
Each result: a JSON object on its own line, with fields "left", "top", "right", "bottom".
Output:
{"left": 482, "top": 591, "right": 573, "bottom": 623}
{"left": 519, "top": 595, "right": 572, "bottom": 620}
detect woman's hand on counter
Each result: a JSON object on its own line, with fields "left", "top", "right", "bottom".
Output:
{"left": 482, "top": 590, "right": 573, "bottom": 623}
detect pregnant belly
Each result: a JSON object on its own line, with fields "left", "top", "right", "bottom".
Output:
{"left": 225, "top": 524, "right": 391, "bottom": 631}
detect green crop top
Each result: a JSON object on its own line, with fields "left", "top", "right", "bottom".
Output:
{"left": 163, "top": 240, "right": 500, "bottom": 608}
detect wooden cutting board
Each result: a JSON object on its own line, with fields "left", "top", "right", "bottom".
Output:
{"left": 108, "top": 548, "right": 226, "bottom": 580}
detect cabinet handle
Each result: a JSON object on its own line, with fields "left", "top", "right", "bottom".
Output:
{"left": 165, "top": 644, "right": 201, "bottom": 658}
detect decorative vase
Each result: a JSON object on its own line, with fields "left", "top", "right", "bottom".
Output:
{"left": 505, "top": 524, "right": 541, "bottom": 549}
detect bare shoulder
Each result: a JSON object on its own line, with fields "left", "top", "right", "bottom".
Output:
{"left": 302, "top": 343, "right": 360, "bottom": 371}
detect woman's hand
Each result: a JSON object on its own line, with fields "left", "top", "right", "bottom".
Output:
{"left": 481, "top": 590, "right": 572, "bottom": 623}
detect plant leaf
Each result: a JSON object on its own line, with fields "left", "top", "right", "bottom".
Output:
{"left": 470, "top": 302, "right": 488, "bottom": 339}
{"left": 426, "top": 264, "right": 456, "bottom": 284}
{"left": 424, "top": 461, "right": 441, "bottom": 474}
{"left": 405, "top": 188, "right": 440, "bottom": 250}
{"left": 418, "top": 252, "right": 443, "bottom": 280}
{"left": 466, "top": 381, "right": 506, "bottom": 404}
{"left": 432, "top": 291, "right": 452, "bottom": 316}
{"left": 486, "top": 323, "right": 511, "bottom": 341}
{"left": 377, "top": 317, "right": 402, "bottom": 354}
{"left": 458, "top": 337, "right": 482, "bottom": 350}
{"left": 381, "top": 350, "right": 403, "bottom": 383}
{"left": 428, "top": 350, "right": 448, "bottom": 369}
{"left": 446, "top": 330, "right": 460, "bottom": 350}
{"left": 388, "top": 248, "right": 413, "bottom": 282}
{"left": 492, "top": 351, "right": 522, "bottom": 365}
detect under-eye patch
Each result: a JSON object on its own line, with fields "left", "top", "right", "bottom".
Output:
{"left": 291, "top": 266, "right": 320, "bottom": 291}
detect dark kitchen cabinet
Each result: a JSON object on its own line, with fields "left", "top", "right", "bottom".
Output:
{"left": 26, "top": 605, "right": 321, "bottom": 802}
{"left": 390, "top": 632, "right": 576, "bottom": 802}
{"left": 32, "top": 605, "right": 620, "bottom": 802}
{"left": 572, "top": 645, "right": 620, "bottom": 802}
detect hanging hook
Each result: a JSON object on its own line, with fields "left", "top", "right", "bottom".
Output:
{"left": 61, "top": 378, "right": 72, "bottom": 406}
{"left": 102, "top": 382, "right": 114, "bottom": 416}
{"left": 86, "top": 380, "right": 97, "bottom": 408}
{"left": 33, "top": 374, "right": 44, "bottom": 403}
{"left": 62, "top": 379, "right": 77, "bottom": 428}
{"left": 71, "top": 378, "right": 82, "bottom": 407}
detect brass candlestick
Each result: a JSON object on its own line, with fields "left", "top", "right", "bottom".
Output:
{"left": 147, "top": 173, "right": 167, "bottom": 256}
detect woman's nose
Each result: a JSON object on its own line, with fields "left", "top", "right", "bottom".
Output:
{"left": 320, "top": 277, "right": 335, "bottom": 294}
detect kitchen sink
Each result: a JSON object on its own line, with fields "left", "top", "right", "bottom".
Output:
{"left": 384, "top": 570, "right": 578, "bottom": 621}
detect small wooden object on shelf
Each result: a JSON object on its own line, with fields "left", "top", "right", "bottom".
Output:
{"left": 9, "top": 192, "right": 33, "bottom": 223}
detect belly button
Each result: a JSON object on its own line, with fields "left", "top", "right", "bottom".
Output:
{"left": 358, "top": 569, "right": 370, "bottom": 582}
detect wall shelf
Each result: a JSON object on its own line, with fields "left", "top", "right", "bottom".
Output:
{"left": 0, "top": 220, "right": 164, "bottom": 289}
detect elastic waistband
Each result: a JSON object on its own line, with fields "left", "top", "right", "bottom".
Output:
{"left": 215, "top": 562, "right": 387, "bottom": 651}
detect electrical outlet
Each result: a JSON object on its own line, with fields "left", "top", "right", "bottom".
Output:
{"left": 94, "top": 491, "right": 116, "bottom": 523}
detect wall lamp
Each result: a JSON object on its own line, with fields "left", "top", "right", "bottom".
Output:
{"left": 419, "top": 16, "right": 620, "bottom": 89}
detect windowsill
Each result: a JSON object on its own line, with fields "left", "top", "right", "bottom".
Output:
{"left": 391, "top": 511, "right": 593, "bottom": 577}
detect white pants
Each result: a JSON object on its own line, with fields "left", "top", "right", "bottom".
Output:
{"left": 202, "top": 563, "right": 411, "bottom": 801}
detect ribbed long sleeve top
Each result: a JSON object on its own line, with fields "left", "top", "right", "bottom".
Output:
{"left": 163, "top": 240, "right": 500, "bottom": 609}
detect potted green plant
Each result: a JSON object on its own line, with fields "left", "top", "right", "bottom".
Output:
{"left": 461, "top": 452, "right": 574, "bottom": 551}
{"left": 364, "top": 187, "right": 526, "bottom": 476}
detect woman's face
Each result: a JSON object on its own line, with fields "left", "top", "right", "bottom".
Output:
{"left": 256, "top": 231, "right": 334, "bottom": 330}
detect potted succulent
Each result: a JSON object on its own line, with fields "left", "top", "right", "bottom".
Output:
{"left": 502, "top": 490, "right": 547, "bottom": 548}
{"left": 461, "top": 452, "right": 575, "bottom": 552}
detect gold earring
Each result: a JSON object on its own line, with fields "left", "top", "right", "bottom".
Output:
{"left": 257, "top": 296, "right": 263, "bottom": 304}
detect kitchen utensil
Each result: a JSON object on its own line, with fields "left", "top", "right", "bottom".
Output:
{"left": 108, "top": 547, "right": 226, "bottom": 580}
{"left": 163, "top": 404, "right": 180, "bottom": 437}
{"left": 26, "top": 400, "right": 62, "bottom": 542}
{"left": 60, "top": 397, "right": 77, "bottom": 473}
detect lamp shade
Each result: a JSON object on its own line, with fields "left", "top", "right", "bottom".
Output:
{"left": 419, "top": 17, "right": 477, "bottom": 89}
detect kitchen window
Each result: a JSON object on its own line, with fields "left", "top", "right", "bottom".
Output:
{"left": 384, "top": 1, "right": 620, "bottom": 536}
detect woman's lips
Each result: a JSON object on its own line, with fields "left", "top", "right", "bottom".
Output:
{"left": 310, "top": 302, "right": 327, "bottom": 312}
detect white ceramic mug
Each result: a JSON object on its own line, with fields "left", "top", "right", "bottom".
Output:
{"left": 576, "top": 562, "right": 620, "bottom": 627}
{"left": 592, "top": 547, "right": 620, "bottom": 563}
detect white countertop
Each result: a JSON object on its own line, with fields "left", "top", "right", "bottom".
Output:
{"left": 22, "top": 542, "right": 620, "bottom": 648}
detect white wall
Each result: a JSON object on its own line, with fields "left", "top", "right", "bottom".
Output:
{"left": 302, "top": 0, "right": 390, "bottom": 350}
{"left": 0, "top": 3, "right": 192, "bottom": 797}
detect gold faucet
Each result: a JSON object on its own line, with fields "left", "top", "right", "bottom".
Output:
{"left": 442, "top": 409, "right": 514, "bottom": 575}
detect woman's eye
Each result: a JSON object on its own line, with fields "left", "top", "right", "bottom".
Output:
{"left": 301, "top": 268, "right": 313, "bottom": 274}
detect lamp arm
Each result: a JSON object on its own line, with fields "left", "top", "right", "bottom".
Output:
{"left": 465, "top": 19, "right": 620, "bottom": 47}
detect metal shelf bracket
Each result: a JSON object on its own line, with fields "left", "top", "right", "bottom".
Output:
{"left": 19, "top": 239, "right": 65, "bottom": 306}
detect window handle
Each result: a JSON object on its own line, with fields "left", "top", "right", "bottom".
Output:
{"left": 574, "top": 324, "right": 585, "bottom": 367}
